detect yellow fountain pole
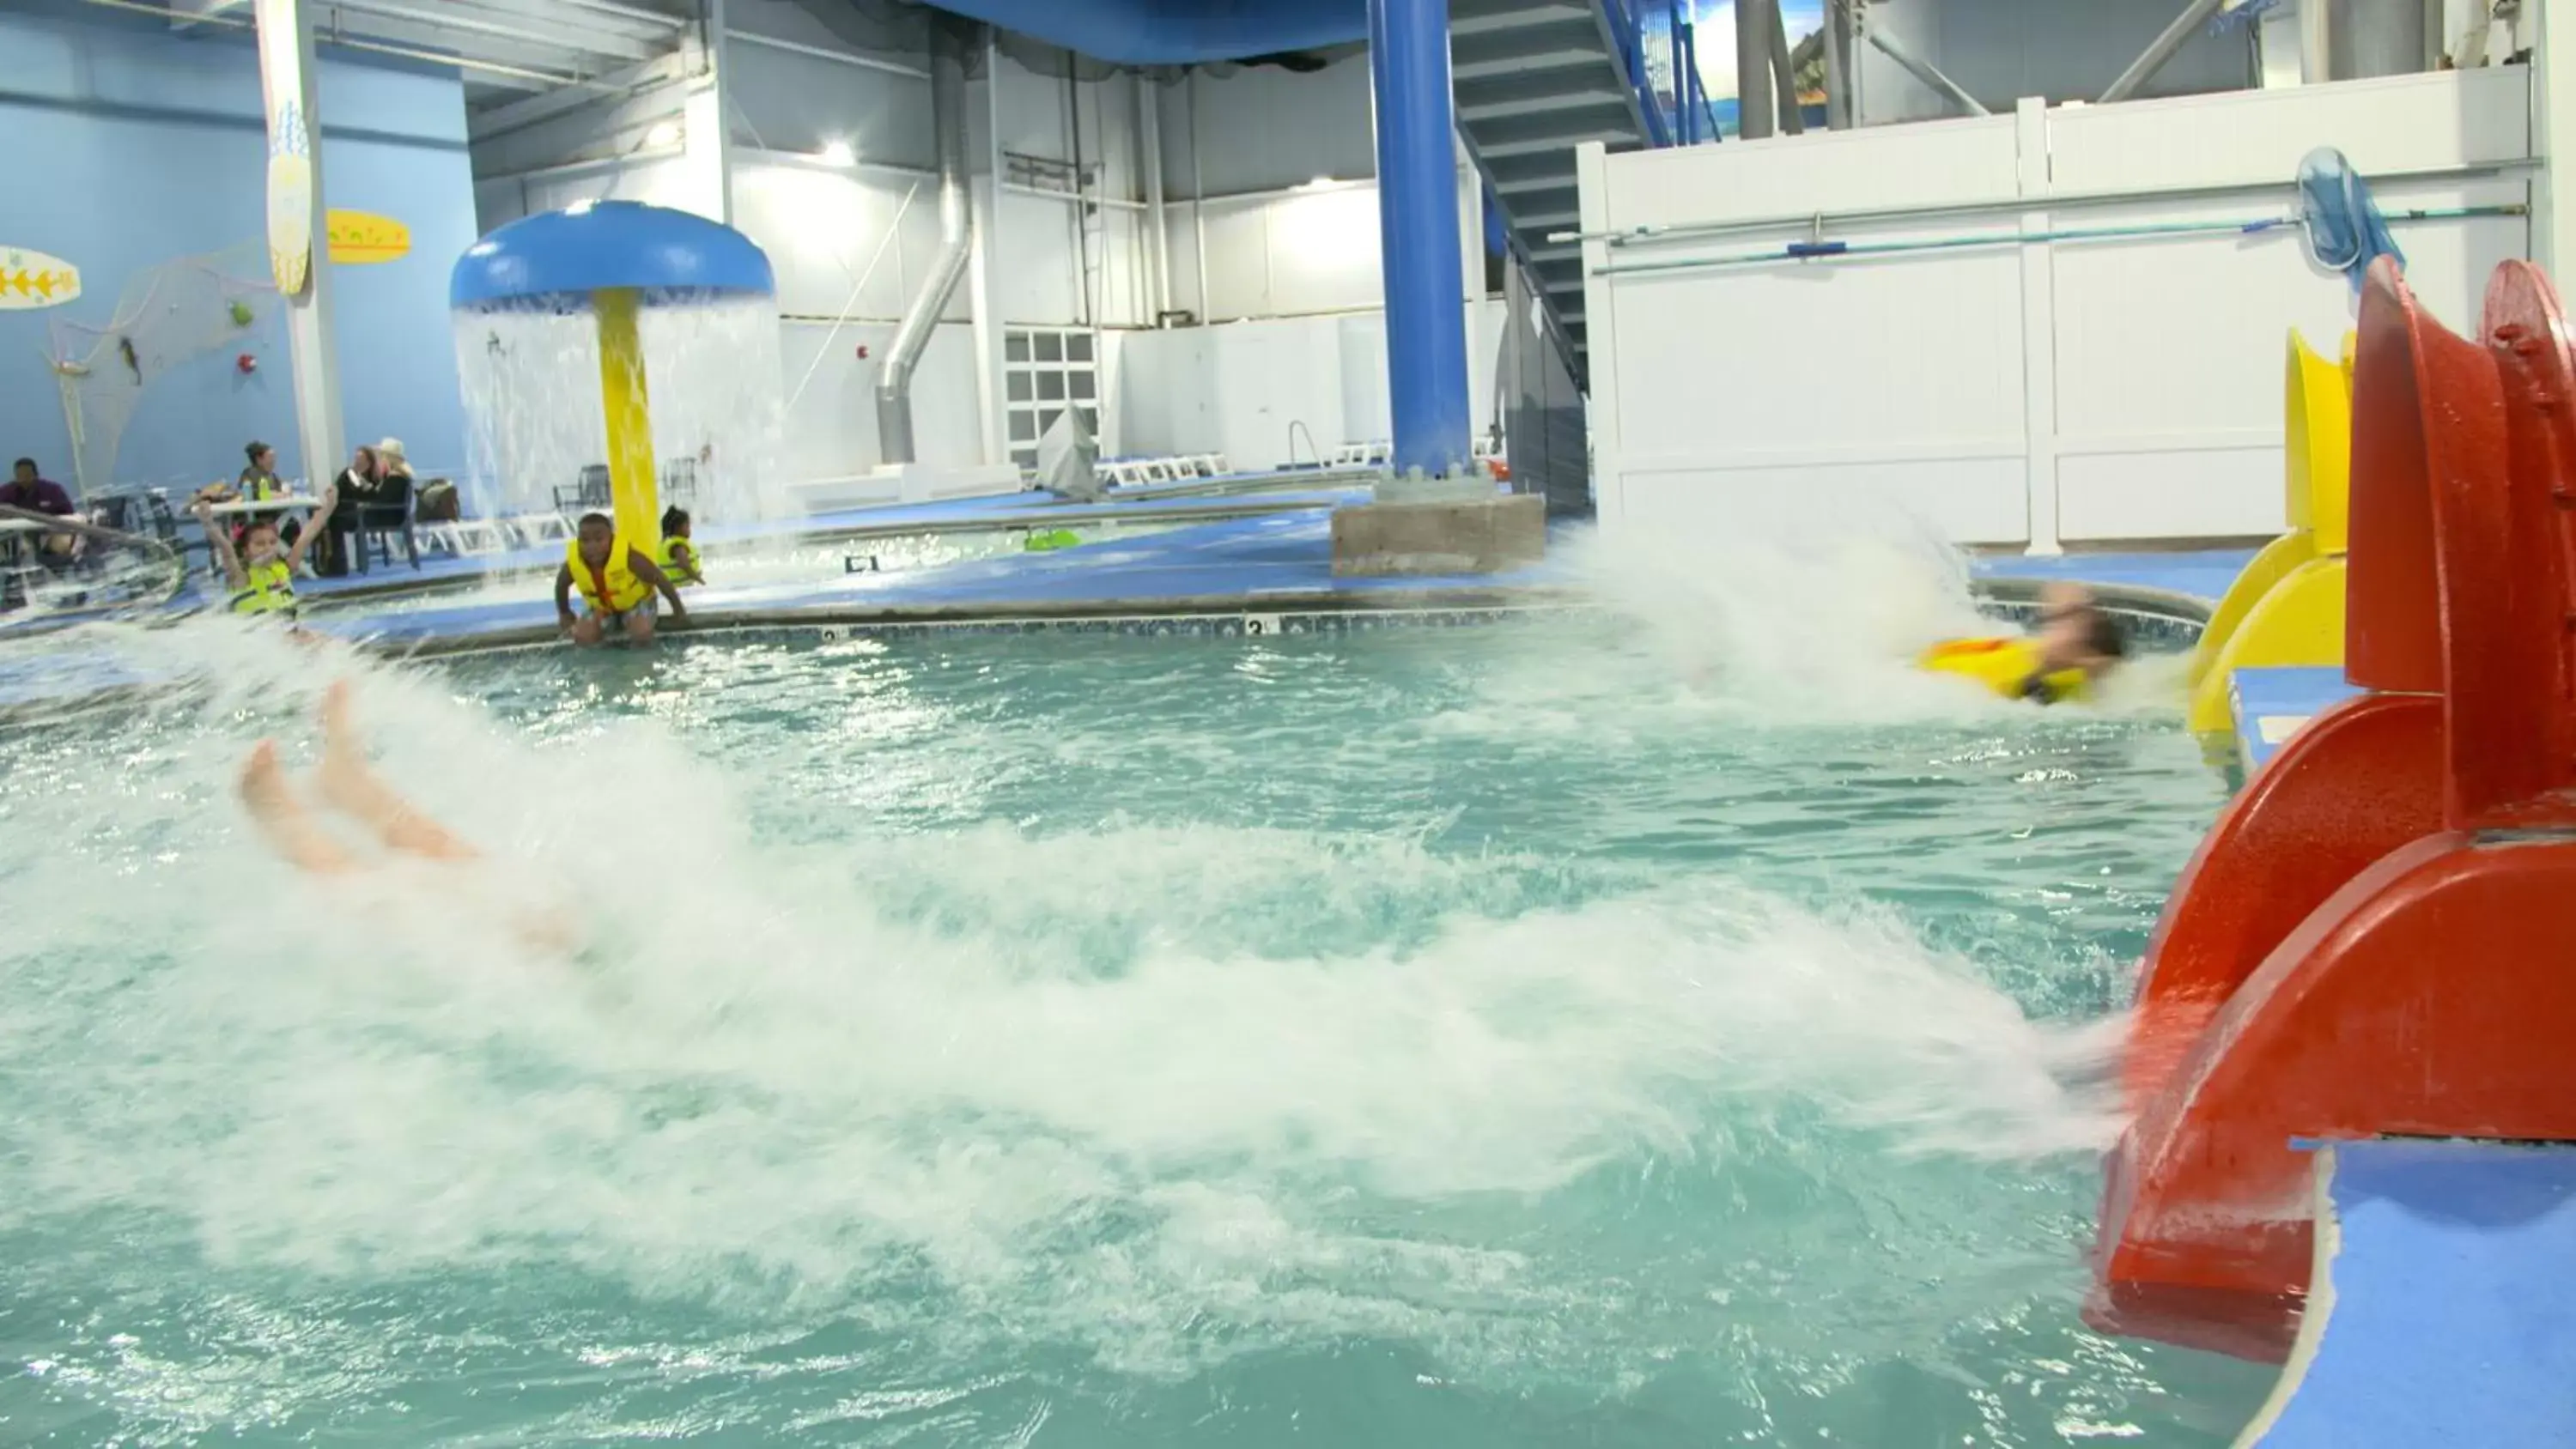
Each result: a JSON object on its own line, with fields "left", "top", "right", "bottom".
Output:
{"left": 592, "top": 285, "right": 663, "bottom": 557}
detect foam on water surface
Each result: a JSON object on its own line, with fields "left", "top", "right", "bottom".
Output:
{"left": 0, "top": 533, "right": 2272, "bottom": 1446}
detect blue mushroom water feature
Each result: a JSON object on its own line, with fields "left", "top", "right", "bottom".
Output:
{"left": 449, "top": 200, "right": 781, "bottom": 552}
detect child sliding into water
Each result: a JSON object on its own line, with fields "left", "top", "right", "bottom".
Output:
{"left": 239, "top": 681, "right": 479, "bottom": 874}
{"left": 239, "top": 682, "right": 579, "bottom": 953}
{"left": 1918, "top": 581, "right": 2129, "bottom": 705}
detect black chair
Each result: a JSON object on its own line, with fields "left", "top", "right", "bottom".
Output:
{"left": 553, "top": 464, "right": 613, "bottom": 517}
{"left": 350, "top": 476, "right": 419, "bottom": 573}
{"left": 134, "top": 492, "right": 215, "bottom": 580}
{"left": 661, "top": 458, "right": 700, "bottom": 503}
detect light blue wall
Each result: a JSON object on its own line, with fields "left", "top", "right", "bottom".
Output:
{"left": 0, "top": 3, "right": 475, "bottom": 497}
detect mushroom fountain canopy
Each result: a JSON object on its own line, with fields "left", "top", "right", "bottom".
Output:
{"left": 449, "top": 200, "right": 775, "bottom": 310}
{"left": 447, "top": 201, "right": 781, "bottom": 553}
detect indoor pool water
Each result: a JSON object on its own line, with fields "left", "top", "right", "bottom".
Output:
{"left": 0, "top": 558, "right": 2276, "bottom": 1446}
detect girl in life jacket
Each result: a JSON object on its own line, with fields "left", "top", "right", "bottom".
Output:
{"left": 658, "top": 506, "right": 705, "bottom": 587}
{"left": 554, "top": 512, "right": 690, "bottom": 646}
{"left": 193, "top": 482, "right": 337, "bottom": 625}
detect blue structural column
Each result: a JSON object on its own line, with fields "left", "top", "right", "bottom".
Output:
{"left": 1370, "top": 0, "right": 1474, "bottom": 485}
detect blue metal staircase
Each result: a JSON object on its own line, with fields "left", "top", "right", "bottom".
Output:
{"left": 1450, "top": 0, "right": 1684, "bottom": 380}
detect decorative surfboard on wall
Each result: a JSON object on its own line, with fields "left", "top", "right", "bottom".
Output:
{"left": 326, "top": 210, "right": 411, "bottom": 264}
{"left": 264, "top": 100, "right": 315, "bottom": 294}
{"left": 0, "top": 247, "right": 81, "bottom": 310}
{"left": 254, "top": 0, "right": 316, "bottom": 295}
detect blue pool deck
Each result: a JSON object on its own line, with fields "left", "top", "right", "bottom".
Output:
{"left": 2231, "top": 666, "right": 2363, "bottom": 774}
{"left": 2246, "top": 1140, "right": 2576, "bottom": 1447}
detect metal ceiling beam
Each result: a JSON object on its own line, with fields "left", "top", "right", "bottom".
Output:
{"left": 320, "top": 0, "right": 663, "bottom": 63}
{"left": 469, "top": 68, "right": 700, "bottom": 176}
{"left": 725, "top": 28, "right": 929, "bottom": 80}
{"left": 309, "top": 9, "right": 617, "bottom": 78}
{"left": 544, "top": 0, "right": 696, "bottom": 31}
{"left": 167, "top": 0, "right": 252, "bottom": 27}
{"left": 466, "top": 49, "right": 694, "bottom": 140}
{"left": 79, "top": 0, "right": 599, "bottom": 90}
{"left": 438, "top": 0, "right": 688, "bottom": 47}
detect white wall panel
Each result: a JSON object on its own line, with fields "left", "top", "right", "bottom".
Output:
{"left": 732, "top": 161, "right": 929, "bottom": 321}
{"left": 1610, "top": 458, "right": 2032, "bottom": 546}
{"left": 777, "top": 320, "right": 982, "bottom": 479}
{"left": 1586, "top": 70, "right": 2537, "bottom": 549}
{"left": 1264, "top": 186, "right": 1386, "bottom": 316}
{"left": 2057, "top": 447, "right": 2280, "bottom": 540}
{"left": 2046, "top": 67, "right": 2533, "bottom": 196}
{"left": 1607, "top": 244, "right": 2024, "bottom": 460}
{"left": 726, "top": 39, "right": 929, "bottom": 164}
{"left": 1602, "top": 118, "right": 2020, "bottom": 232}
{"left": 1116, "top": 300, "right": 1509, "bottom": 467}
{"left": 1158, "top": 57, "right": 1376, "bottom": 200}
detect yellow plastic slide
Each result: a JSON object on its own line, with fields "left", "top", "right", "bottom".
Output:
{"left": 2184, "top": 330, "right": 2354, "bottom": 737}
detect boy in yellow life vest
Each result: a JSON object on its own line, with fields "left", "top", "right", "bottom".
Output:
{"left": 192, "top": 482, "right": 337, "bottom": 623}
{"left": 658, "top": 506, "right": 705, "bottom": 586}
{"left": 555, "top": 512, "right": 688, "bottom": 646}
{"left": 1919, "top": 582, "right": 2129, "bottom": 704}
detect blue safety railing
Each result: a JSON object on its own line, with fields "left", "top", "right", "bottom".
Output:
{"left": 1599, "top": 0, "right": 1675, "bottom": 149}
{"left": 1667, "top": 3, "right": 1721, "bottom": 144}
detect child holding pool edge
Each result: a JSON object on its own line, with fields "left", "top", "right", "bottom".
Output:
{"left": 555, "top": 512, "right": 688, "bottom": 646}
{"left": 193, "top": 482, "right": 336, "bottom": 623}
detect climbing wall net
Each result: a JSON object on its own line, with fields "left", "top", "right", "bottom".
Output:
{"left": 46, "top": 241, "right": 277, "bottom": 495}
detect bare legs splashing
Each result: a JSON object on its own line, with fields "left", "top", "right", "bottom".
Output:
{"left": 238, "top": 682, "right": 579, "bottom": 955}
{"left": 239, "top": 681, "right": 482, "bottom": 870}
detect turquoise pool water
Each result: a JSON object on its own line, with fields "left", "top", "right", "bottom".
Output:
{"left": 0, "top": 612, "right": 2273, "bottom": 1446}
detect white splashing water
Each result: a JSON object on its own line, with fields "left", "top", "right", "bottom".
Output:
{"left": 1534, "top": 502, "right": 2192, "bottom": 730}
{"left": 0, "top": 622, "right": 2139, "bottom": 1382}
{"left": 451, "top": 292, "right": 790, "bottom": 525}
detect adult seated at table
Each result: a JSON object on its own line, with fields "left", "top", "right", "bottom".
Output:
{"left": 343, "top": 438, "right": 419, "bottom": 573}
{"left": 2, "top": 458, "right": 80, "bottom": 566}
{"left": 315, "top": 444, "right": 381, "bottom": 576}
{"left": 239, "top": 441, "right": 285, "bottom": 501}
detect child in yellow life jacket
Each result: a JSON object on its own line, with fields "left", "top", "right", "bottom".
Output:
{"left": 1919, "top": 582, "right": 2129, "bottom": 704}
{"left": 193, "top": 482, "right": 337, "bottom": 624}
{"left": 555, "top": 512, "right": 688, "bottom": 646}
{"left": 657, "top": 506, "right": 704, "bottom": 586}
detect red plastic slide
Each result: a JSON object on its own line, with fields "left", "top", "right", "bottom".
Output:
{"left": 2088, "top": 259, "right": 2576, "bottom": 1360}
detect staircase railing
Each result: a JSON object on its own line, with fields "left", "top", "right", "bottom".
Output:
{"left": 1668, "top": 3, "right": 1722, "bottom": 143}
{"left": 1598, "top": 0, "right": 1674, "bottom": 149}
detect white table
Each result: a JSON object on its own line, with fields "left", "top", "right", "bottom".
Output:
{"left": 205, "top": 495, "right": 323, "bottom": 517}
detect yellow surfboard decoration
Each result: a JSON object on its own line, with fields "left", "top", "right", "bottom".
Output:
{"left": 265, "top": 117, "right": 314, "bottom": 294}
{"left": 326, "top": 209, "right": 411, "bottom": 264}
{"left": 0, "top": 247, "right": 82, "bottom": 310}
